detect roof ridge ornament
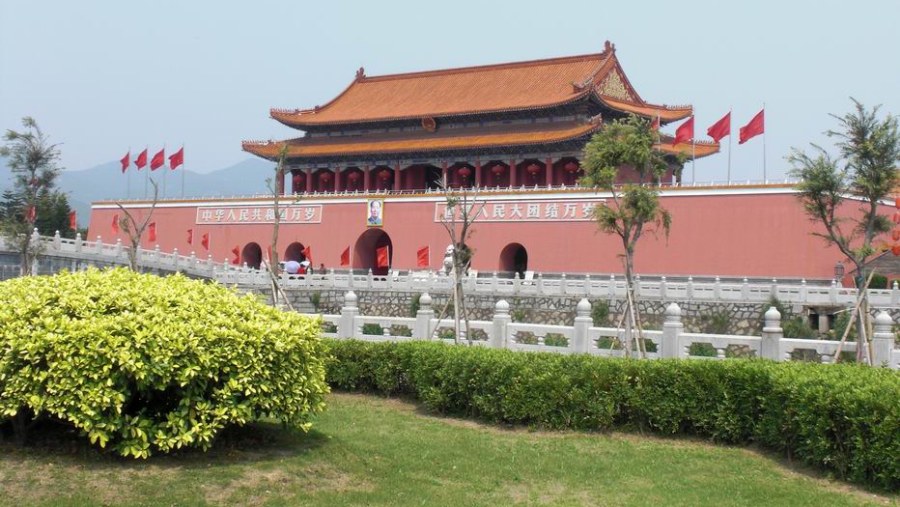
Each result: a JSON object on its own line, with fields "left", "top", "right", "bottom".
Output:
{"left": 604, "top": 40, "right": 615, "bottom": 53}
{"left": 355, "top": 66, "right": 366, "bottom": 80}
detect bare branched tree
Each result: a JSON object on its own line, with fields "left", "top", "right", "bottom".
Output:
{"left": 115, "top": 179, "right": 159, "bottom": 271}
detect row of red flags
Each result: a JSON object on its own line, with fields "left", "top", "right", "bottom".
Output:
{"left": 669, "top": 109, "right": 765, "bottom": 146}
{"left": 107, "top": 218, "right": 434, "bottom": 268}
{"left": 119, "top": 147, "right": 184, "bottom": 173}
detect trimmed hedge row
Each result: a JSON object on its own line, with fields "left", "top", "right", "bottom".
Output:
{"left": 325, "top": 339, "right": 900, "bottom": 490}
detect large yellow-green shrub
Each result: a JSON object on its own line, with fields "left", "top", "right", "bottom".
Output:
{"left": 0, "top": 268, "right": 328, "bottom": 457}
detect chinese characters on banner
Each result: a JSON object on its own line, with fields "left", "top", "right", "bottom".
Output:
{"left": 195, "top": 205, "right": 323, "bottom": 224}
{"left": 434, "top": 199, "right": 606, "bottom": 223}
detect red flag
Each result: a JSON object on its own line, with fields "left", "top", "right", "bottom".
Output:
{"left": 68, "top": 211, "right": 77, "bottom": 230}
{"left": 25, "top": 205, "right": 36, "bottom": 223}
{"left": 673, "top": 116, "right": 694, "bottom": 146}
{"left": 120, "top": 151, "right": 130, "bottom": 173}
{"left": 416, "top": 246, "right": 429, "bottom": 268}
{"left": 135, "top": 149, "right": 148, "bottom": 170}
{"left": 201, "top": 232, "right": 209, "bottom": 251}
{"left": 706, "top": 112, "right": 731, "bottom": 142}
{"left": 148, "top": 222, "right": 157, "bottom": 242}
{"left": 739, "top": 109, "right": 765, "bottom": 144}
{"left": 376, "top": 245, "right": 389, "bottom": 268}
{"left": 169, "top": 147, "right": 184, "bottom": 170}
{"left": 111, "top": 214, "right": 119, "bottom": 235}
{"left": 187, "top": 228, "right": 193, "bottom": 245}
{"left": 340, "top": 246, "right": 350, "bottom": 266}
{"left": 302, "top": 245, "right": 312, "bottom": 264}
{"left": 231, "top": 245, "right": 240, "bottom": 265}
{"left": 150, "top": 148, "right": 165, "bottom": 170}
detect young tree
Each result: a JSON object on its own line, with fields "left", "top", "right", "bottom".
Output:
{"left": 789, "top": 99, "right": 900, "bottom": 364}
{"left": 580, "top": 115, "right": 674, "bottom": 357}
{"left": 115, "top": 180, "right": 159, "bottom": 271}
{"left": 0, "top": 117, "right": 67, "bottom": 275}
{"left": 435, "top": 177, "right": 484, "bottom": 344}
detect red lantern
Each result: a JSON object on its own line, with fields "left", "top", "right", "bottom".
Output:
{"left": 292, "top": 173, "right": 303, "bottom": 185}
{"left": 491, "top": 165, "right": 505, "bottom": 176}
{"left": 348, "top": 171, "right": 360, "bottom": 182}
{"left": 893, "top": 230, "right": 900, "bottom": 241}
{"left": 319, "top": 172, "right": 332, "bottom": 183}
{"left": 564, "top": 161, "right": 579, "bottom": 173}
{"left": 526, "top": 163, "right": 541, "bottom": 175}
{"left": 893, "top": 211, "right": 900, "bottom": 224}
{"left": 892, "top": 244, "right": 900, "bottom": 256}
{"left": 457, "top": 167, "right": 471, "bottom": 178}
{"left": 378, "top": 169, "right": 392, "bottom": 181}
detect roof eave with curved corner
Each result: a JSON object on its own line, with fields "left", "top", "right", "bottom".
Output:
{"left": 242, "top": 121, "right": 603, "bottom": 161}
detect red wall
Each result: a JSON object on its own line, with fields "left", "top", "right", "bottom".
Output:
{"left": 88, "top": 188, "right": 888, "bottom": 280}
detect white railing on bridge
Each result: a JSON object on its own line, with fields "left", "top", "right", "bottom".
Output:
{"left": 315, "top": 292, "right": 899, "bottom": 368}
{"left": 6, "top": 232, "right": 900, "bottom": 308}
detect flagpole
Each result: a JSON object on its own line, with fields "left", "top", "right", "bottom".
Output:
{"left": 144, "top": 146, "right": 149, "bottom": 199}
{"left": 727, "top": 108, "right": 733, "bottom": 185}
{"left": 691, "top": 141, "right": 696, "bottom": 184}
{"left": 162, "top": 144, "right": 167, "bottom": 199}
{"left": 762, "top": 103, "right": 767, "bottom": 183}
{"left": 181, "top": 144, "right": 186, "bottom": 198}
{"left": 126, "top": 146, "right": 131, "bottom": 199}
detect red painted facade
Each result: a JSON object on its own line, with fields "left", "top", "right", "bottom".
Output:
{"left": 88, "top": 186, "right": 889, "bottom": 280}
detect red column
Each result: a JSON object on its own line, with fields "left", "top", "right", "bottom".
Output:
{"left": 364, "top": 165, "right": 370, "bottom": 192}
{"left": 394, "top": 163, "right": 401, "bottom": 191}
{"left": 475, "top": 160, "right": 482, "bottom": 188}
{"left": 509, "top": 159, "right": 517, "bottom": 187}
{"left": 441, "top": 161, "right": 448, "bottom": 187}
{"left": 545, "top": 157, "right": 554, "bottom": 187}
{"left": 305, "top": 168, "right": 313, "bottom": 193}
{"left": 276, "top": 168, "right": 285, "bottom": 195}
{"left": 334, "top": 167, "right": 341, "bottom": 193}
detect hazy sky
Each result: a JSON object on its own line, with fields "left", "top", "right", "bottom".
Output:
{"left": 2, "top": 0, "right": 898, "bottom": 183}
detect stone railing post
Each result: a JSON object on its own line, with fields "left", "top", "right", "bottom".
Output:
{"left": 608, "top": 274, "right": 616, "bottom": 299}
{"left": 74, "top": 232, "right": 83, "bottom": 252}
{"left": 872, "top": 311, "right": 895, "bottom": 367}
{"left": 892, "top": 281, "right": 899, "bottom": 306}
{"left": 414, "top": 293, "right": 435, "bottom": 339}
{"left": 634, "top": 274, "right": 641, "bottom": 298}
{"left": 560, "top": 273, "right": 567, "bottom": 295}
{"left": 572, "top": 298, "right": 592, "bottom": 354}
{"left": 659, "top": 276, "right": 667, "bottom": 300}
{"left": 686, "top": 276, "right": 694, "bottom": 300}
{"left": 491, "top": 299, "right": 511, "bottom": 349}
{"left": 741, "top": 278, "right": 749, "bottom": 300}
{"left": 713, "top": 276, "right": 721, "bottom": 300}
{"left": 829, "top": 280, "right": 838, "bottom": 305}
{"left": 53, "top": 230, "right": 61, "bottom": 249}
{"left": 770, "top": 278, "right": 778, "bottom": 298}
{"left": 367, "top": 269, "right": 373, "bottom": 288}
{"left": 114, "top": 238, "right": 122, "bottom": 257}
{"left": 661, "top": 302, "right": 684, "bottom": 358}
{"left": 799, "top": 279, "right": 808, "bottom": 302}
{"left": 583, "top": 274, "right": 591, "bottom": 297}
{"left": 95, "top": 236, "right": 103, "bottom": 254}
{"left": 760, "top": 306, "right": 783, "bottom": 361}
{"left": 338, "top": 291, "right": 359, "bottom": 339}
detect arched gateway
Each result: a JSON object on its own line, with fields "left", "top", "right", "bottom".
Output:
{"left": 500, "top": 243, "right": 528, "bottom": 277}
{"left": 241, "top": 242, "right": 262, "bottom": 269}
{"left": 284, "top": 241, "right": 306, "bottom": 262}
{"left": 354, "top": 229, "right": 393, "bottom": 276}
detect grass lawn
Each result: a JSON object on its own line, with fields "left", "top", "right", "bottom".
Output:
{"left": 0, "top": 393, "right": 895, "bottom": 506}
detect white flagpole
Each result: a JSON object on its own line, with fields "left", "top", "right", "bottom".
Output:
{"left": 762, "top": 103, "right": 767, "bottom": 183}
{"left": 143, "top": 146, "right": 149, "bottom": 199}
{"left": 162, "top": 144, "right": 168, "bottom": 199}
{"left": 126, "top": 147, "right": 131, "bottom": 199}
{"left": 180, "top": 144, "right": 185, "bottom": 198}
{"left": 727, "top": 108, "right": 733, "bottom": 185}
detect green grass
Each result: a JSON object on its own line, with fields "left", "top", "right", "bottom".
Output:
{"left": 0, "top": 393, "right": 894, "bottom": 506}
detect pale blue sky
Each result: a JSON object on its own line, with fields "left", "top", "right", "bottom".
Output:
{"left": 1, "top": 0, "right": 898, "bottom": 183}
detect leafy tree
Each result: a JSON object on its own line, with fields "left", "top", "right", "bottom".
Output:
{"left": 580, "top": 115, "right": 674, "bottom": 356}
{"left": 789, "top": 99, "right": 900, "bottom": 363}
{"left": 0, "top": 117, "right": 70, "bottom": 274}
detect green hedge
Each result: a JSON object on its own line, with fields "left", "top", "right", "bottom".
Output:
{"left": 0, "top": 269, "right": 329, "bottom": 458}
{"left": 325, "top": 339, "right": 900, "bottom": 490}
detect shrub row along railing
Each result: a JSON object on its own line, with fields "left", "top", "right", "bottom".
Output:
{"left": 7, "top": 231, "right": 900, "bottom": 307}
{"left": 325, "top": 339, "right": 900, "bottom": 490}
{"left": 315, "top": 292, "right": 900, "bottom": 368}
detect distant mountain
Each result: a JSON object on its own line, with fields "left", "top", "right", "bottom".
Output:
{"left": 1, "top": 158, "right": 273, "bottom": 228}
